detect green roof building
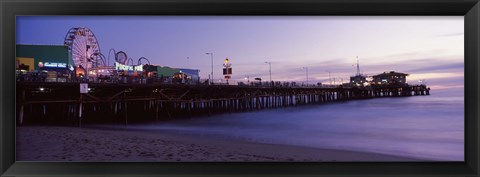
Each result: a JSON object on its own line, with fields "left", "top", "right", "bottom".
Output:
{"left": 16, "top": 44, "right": 73, "bottom": 71}
{"left": 157, "top": 66, "right": 180, "bottom": 77}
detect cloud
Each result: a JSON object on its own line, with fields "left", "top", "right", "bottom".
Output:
{"left": 435, "top": 32, "right": 464, "bottom": 38}
{"left": 384, "top": 51, "right": 424, "bottom": 58}
{"left": 229, "top": 55, "right": 464, "bottom": 86}
{"left": 408, "top": 72, "right": 463, "bottom": 81}
{"left": 357, "top": 57, "right": 463, "bottom": 75}
{"left": 408, "top": 74, "right": 464, "bottom": 91}
{"left": 405, "top": 62, "right": 464, "bottom": 73}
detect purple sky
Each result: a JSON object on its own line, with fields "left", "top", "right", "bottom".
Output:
{"left": 16, "top": 16, "right": 464, "bottom": 90}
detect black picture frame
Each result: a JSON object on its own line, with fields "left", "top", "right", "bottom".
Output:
{"left": 1, "top": 0, "right": 479, "bottom": 176}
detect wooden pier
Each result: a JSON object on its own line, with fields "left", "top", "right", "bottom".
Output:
{"left": 16, "top": 82, "right": 430, "bottom": 125}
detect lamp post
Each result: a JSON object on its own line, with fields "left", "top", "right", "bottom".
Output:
{"left": 325, "top": 70, "right": 332, "bottom": 85}
{"left": 245, "top": 75, "right": 250, "bottom": 85}
{"left": 335, "top": 77, "right": 343, "bottom": 86}
{"left": 85, "top": 47, "right": 90, "bottom": 81}
{"left": 206, "top": 52, "right": 214, "bottom": 85}
{"left": 303, "top": 67, "right": 308, "bottom": 86}
{"left": 264, "top": 61, "right": 271, "bottom": 83}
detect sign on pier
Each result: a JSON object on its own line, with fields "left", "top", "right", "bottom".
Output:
{"left": 80, "top": 83, "right": 88, "bottom": 93}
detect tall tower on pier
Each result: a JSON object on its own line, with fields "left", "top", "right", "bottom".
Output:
{"left": 356, "top": 56, "right": 361, "bottom": 76}
{"left": 350, "top": 56, "right": 367, "bottom": 87}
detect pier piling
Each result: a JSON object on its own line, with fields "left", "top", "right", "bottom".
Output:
{"left": 16, "top": 83, "right": 431, "bottom": 125}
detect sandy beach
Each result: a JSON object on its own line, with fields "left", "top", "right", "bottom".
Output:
{"left": 16, "top": 126, "right": 420, "bottom": 162}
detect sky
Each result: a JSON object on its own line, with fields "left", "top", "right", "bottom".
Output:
{"left": 16, "top": 16, "right": 464, "bottom": 91}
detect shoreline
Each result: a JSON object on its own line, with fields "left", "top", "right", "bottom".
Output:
{"left": 17, "top": 125, "right": 424, "bottom": 162}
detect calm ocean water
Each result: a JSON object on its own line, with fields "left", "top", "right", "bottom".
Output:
{"left": 125, "top": 88, "right": 465, "bottom": 161}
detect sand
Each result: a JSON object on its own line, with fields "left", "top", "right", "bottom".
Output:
{"left": 16, "top": 126, "right": 421, "bottom": 162}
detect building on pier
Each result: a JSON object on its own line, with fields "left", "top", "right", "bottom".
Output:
{"left": 177, "top": 68, "right": 200, "bottom": 84}
{"left": 16, "top": 44, "right": 74, "bottom": 82}
{"left": 350, "top": 75, "right": 368, "bottom": 87}
{"left": 16, "top": 44, "right": 74, "bottom": 71}
{"left": 142, "top": 64, "right": 200, "bottom": 84}
{"left": 372, "top": 71, "right": 409, "bottom": 85}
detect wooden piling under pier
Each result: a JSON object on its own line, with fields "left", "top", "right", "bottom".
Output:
{"left": 16, "top": 82, "right": 431, "bottom": 125}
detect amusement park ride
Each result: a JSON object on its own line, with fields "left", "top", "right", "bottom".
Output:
{"left": 63, "top": 27, "right": 150, "bottom": 81}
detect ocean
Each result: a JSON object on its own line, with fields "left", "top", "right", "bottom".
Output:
{"left": 122, "top": 88, "right": 465, "bottom": 161}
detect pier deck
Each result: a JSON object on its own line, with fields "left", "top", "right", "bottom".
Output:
{"left": 16, "top": 82, "right": 430, "bottom": 125}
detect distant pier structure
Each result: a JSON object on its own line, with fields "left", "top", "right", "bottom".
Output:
{"left": 16, "top": 82, "right": 430, "bottom": 125}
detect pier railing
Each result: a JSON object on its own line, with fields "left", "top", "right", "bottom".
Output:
{"left": 16, "top": 82, "right": 430, "bottom": 125}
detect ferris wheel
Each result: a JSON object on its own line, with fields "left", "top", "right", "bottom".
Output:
{"left": 64, "top": 27, "right": 103, "bottom": 69}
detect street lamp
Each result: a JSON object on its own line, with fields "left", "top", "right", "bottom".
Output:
{"left": 303, "top": 67, "right": 308, "bottom": 86}
{"left": 325, "top": 70, "right": 332, "bottom": 85}
{"left": 205, "top": 52, "right": 214, "bottom": 84}
{"left": 245, "top": 75, "right": 250, "bottom": 85}
{"left": 264, "top": 61, "right": 271, "bottom": 83}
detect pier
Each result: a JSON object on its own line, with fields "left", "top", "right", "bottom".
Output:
{"left": 16, "top": 82, "right": 430, "bottom": 125}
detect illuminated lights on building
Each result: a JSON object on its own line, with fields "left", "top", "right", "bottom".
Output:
{"left": 115, "top": 62, "right": 143, "bottom": 72}
{"left": 43, "top": 62, "right": 67, "bottom": 68}
{"left": 349, "top": 71, "right": 410, "bottom": 87}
